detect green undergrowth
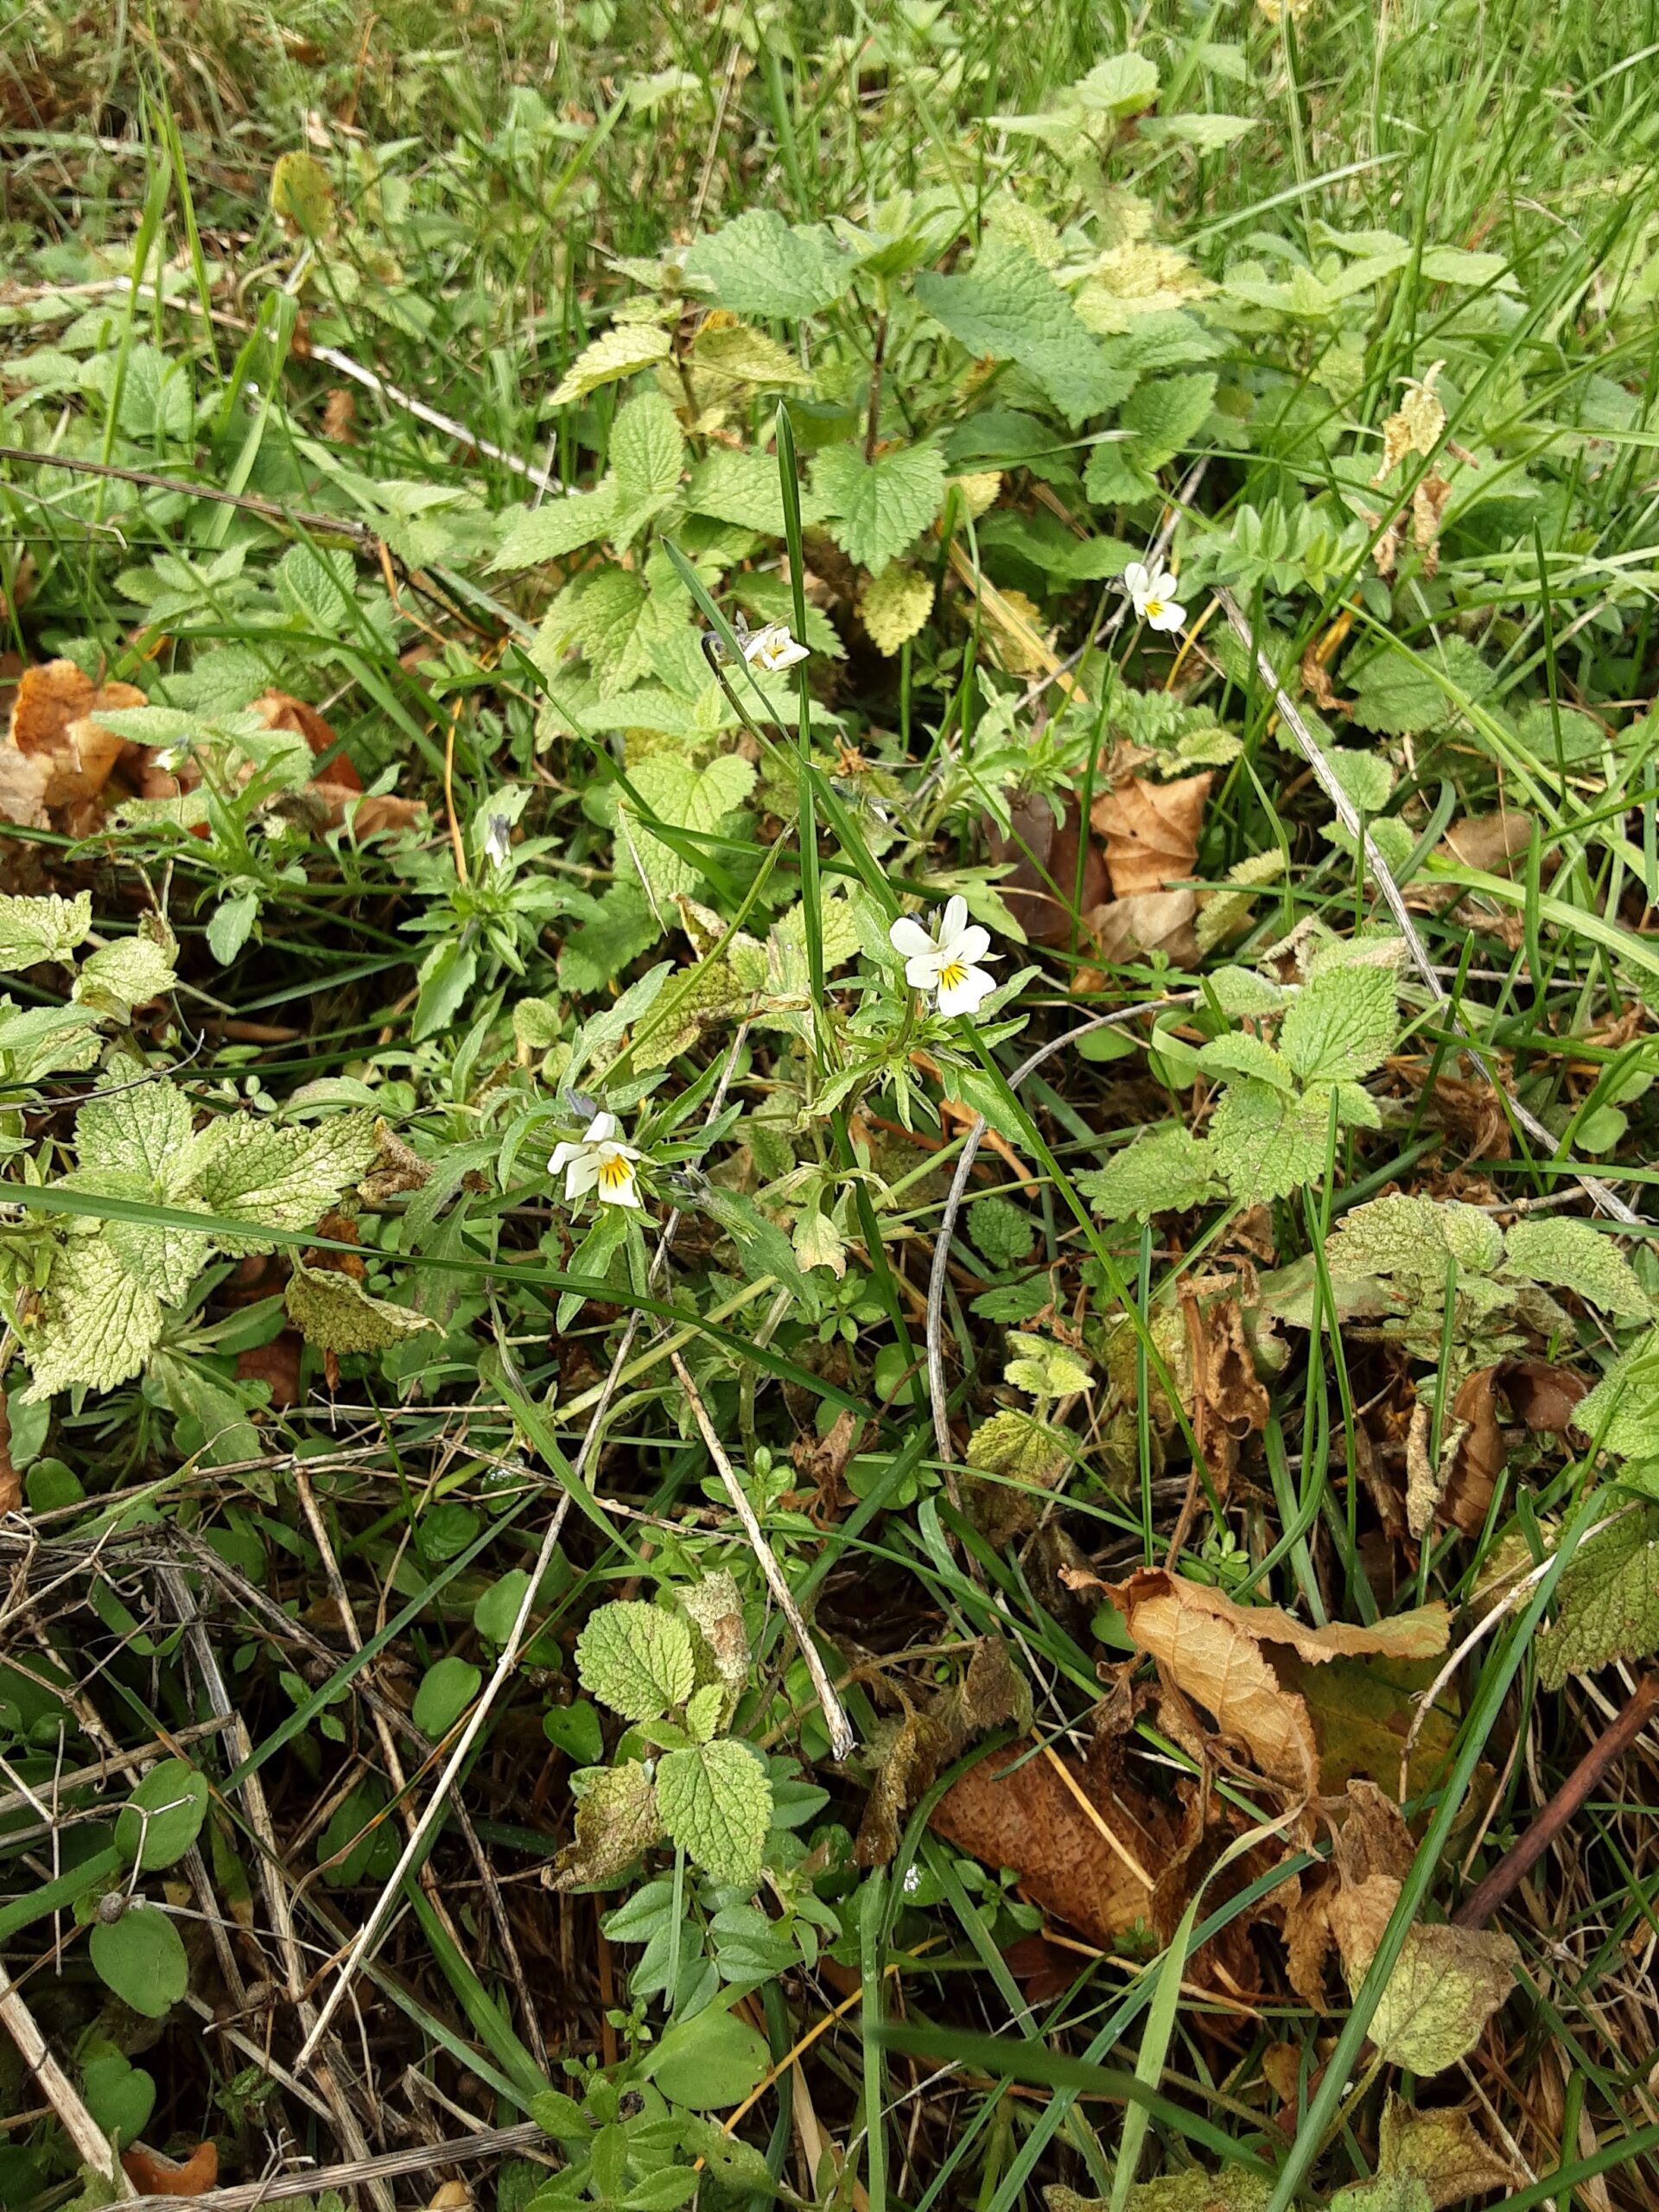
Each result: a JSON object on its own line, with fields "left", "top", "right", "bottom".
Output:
{"left": 3, "top": 1, "right": 1659, "bottom": 2208}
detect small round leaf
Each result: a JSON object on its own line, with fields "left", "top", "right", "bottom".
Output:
{"left": 116, "top": 1760, "right": 209, "bottom": 1872}
{"left": 412, "top": 1656, "right": 481, "bottom": 1739}
{"left": 89, "top": 1906, "right": 188, "bottom": 2018}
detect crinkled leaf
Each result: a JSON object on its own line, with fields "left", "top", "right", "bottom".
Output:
{"left": 73, "top": 933, "right": 177, "bottom": 1021}
{"left": 916, "top": 242, "right": 1127, "bottom": 425}
{"left": 76, "top": 1077, "right": 193, "bottom": 1184}
{"left": 1077, "top": 1126, "right": 1225, "bottom": 1222}
{"left": 575, "top": 1599, "right": 696, "bottom": 1722}
{"left": 680, "top": 1569, "right": 750, "bottom": 1711}
{"left": 0, "top": 892, "right": 92, "bottom": 970}
{"left": 22, "top": 1233, "right": 165, "bottom": 1400}
{"left": 490, "top": 483, "right": 620, "bottom": 569}
{"left": 1537, "top": 1505, "right": 1659, "bottom": 1690}
{"left": 285, "top": 1260, "right": 438, "bottom": 1354}
{"left": 656, "top": 1736, "right": 772, "bottom": 1886}
{"left": 1376, "top": 2094, "right": 1521, "bottom": 2209}
{"left": 1198, "top": 1033, "right": 1295, "bottom": 1092}
{"left": 690, "top": 318, "right": 812, "bottom": 388}
{"left": 683, "top": 209, "right": 856, "bottom": 318}
{"left": 1280, "top": 961, "right": 1398, "bottom": 1084}
{"left": 811, "top": 442, "right": 947, "bottom": 576}
{"left": 1500, "top": 1217, "right": 1652, "bottom": 1322}
{"left": 1573, "top": 1332, "right": 1659, "bottom": 1459}
{"left": 1210, "top": 1079, "right": 1332, "bottom": 1205}
{"left": 1361, "top": 1923, "right": 1518, "bottom": 2076}
{"left": 1047, "top": 2174, "right": 1272, "bottom": 2212}
{"left": 1349, "top": 639, "right": 1493, "bottom": 735}
{"left": 550, "top": 321, "right": 671, "bottom": 407}
{"left": 621, "top": 752, "right": 756, "bottom": 902}
{"left": 1116, "top": 370, "right": 1217, "bottom": 473}
{"left": 186, "top": 1113, "right": 377, "bottom": 1253}
{"left": 554, "top": 1761, "right": 666, "bottom": 1890}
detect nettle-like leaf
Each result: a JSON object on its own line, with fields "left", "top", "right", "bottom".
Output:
{"left": 607, "top": 390, "right": 686, "bottom": 544}
{"left": 810, "top": 442, "right": 948, "bottom": 576}
{"left": 1325, "top": 1193, "right": 1504, "bottom": 1289}
{"left": 21, "top": 1231, "right": 165, "bottom": 1402}
{"left": 1537, "top": 1505, "right": 1659, "bottom": 1690}
{"left": 550, "top": 321, "right": 671, "bottom": 408}
{"left": 620, "top": 752, "right": 756, "bottom": 903}
{"left": 1209, "top": 1080, "right": 1333, "bottom": 1204}
{"left": 1004, "top": 1332, "right": 1093, "bottom": 1399}
{"left": 1500, "top": 1217, "right": 1652, "bottom": 1323}
{"left": 554, "top": 1759, "right": 665, "bottom": 1890}
{"left": 575, "top": 1600, "right": 696, "bottom": 1722}
{"left": 285, "top": 1260, "right": 439, "bottom": 1354}
{"left": 1078, "top": 1127, "right": 1226, "bottom": 1223}
{"left": 915, "top": 240, "right": 1128, "bottom": 425}
{"left": 73, "top": 930, "right": 178, "bottom": 1022}
{"left": 683, "top": 208, "right": 856, "bottom": 319}
{"left": 655, "top": 1736, "right": 773, "bottom": 1887}
{"left": 1280, "top": 960, "right": 1400, "bottom": 1085}
{"left": 490, "top": 483, "right": 620, "bottom": 570}
{"left": 1361, "top": 1924, "right": 1519, "bottom": 2077}
{"left": 0, "top": 892, "right": 92, "bottom": 971}
{"left": 689, "top": 317, "right": 813, "bottom": 389}
{"left": 1573, "top": 1333, "right": 1659, "bottom": 1459}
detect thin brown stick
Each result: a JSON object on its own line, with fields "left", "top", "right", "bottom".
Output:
{"left": 1452, "top": 1674, "right": 1659, "bottom": 1929}
{"left": 0, "top": 443, "right": 382, "bottom": 551}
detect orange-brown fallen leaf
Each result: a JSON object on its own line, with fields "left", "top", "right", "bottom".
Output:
{"left": 122, "top": 2143, "right": 219, "bottom": 2197}
{"left": 3, "top": 658, "right": 147, "bottom": 824}
{"left": 930, "top": 1738, "right": 1159, "bottom": 1949}
{"left": 1066, "top": 1568, "right": 1449, "bottom": 1795}
{"left": 1436, "top": 1367, "right": 1506, "bottom": 1538}
{"left": 1090, "top": 772, "right": 1211, "bottom": 899}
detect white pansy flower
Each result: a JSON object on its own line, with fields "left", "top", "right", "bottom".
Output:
{"left": 1122, "top": 560, "right": 1185, "bottom": 633}
{"left": 481, "top": 814, "right": 512, "bottom": 869}
{"left": 740, "top": 620, "right": 810, "bottom": 674}
{"left": 888, "top": 895, "right": 999, "bottom": 1018}
{"left": 549, "top": 1111, "right": 645, "bottom": 1210}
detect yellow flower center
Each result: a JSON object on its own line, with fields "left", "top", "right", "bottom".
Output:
{"left": 938, "top": 960, "right": 968, "bottom": 994}
{"left": 1144, "top": 599, "right": 1164, "bottom": 621}
{"left": 597, "top": 1155, "right": 635, "bottom": 1194}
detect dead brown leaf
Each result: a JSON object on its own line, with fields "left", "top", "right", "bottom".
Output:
{"left": 1437, "top": 1368, "right": 1506, "bottom": 1538}
{"left": 122, "top": 2144, "right": 219, "bottom": 2197}
{"left": 1437, "top": 810, "right": 1533, "bottom": 875}
{"left": 855, "top": 1637, "right": 1031, "bottom": 1866}
{"left": 1377, "top": 2094, "right": 1522, "bottom": 2209}
{"left": 1068, "top": 1569, "right": 1447, "bottom": 1796}
{"left": 5, "top": 659, "right": 146, "bottom": 817}
{"left": 321, "top": 388, "right": 358, "bottom": 442}
{"left": 1500, "top": 1356, "right": 1587, "bottom": 1434}
{"left": 791, "top": 1408, "right": 866, "bottom": 1526}
{"left": 1412, "top": 472, "right": 1453, "bottom": 575}
{"left": 986, "top": 791, "right": 1107, "bottom": 947}
{"left": 1091, "top": 772, "right": 1211, "bottom": 898}
{"left": 1300, "top": 645, "right": 1351, "bottom": 715}
{"left": 930, "top": 1738, "right": 1158, "bottom": 1948}
{"left": 0, "top": 1392, "right": 16, "bottom": 1516}
{"left": 235, "top": 1332, "right": 303, "bottom": 1411}
{"left": 1084, "top": 887, "right": 1199, "bottom": 966}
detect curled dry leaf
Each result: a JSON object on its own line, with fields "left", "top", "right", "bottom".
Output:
{"left": 1436, "top": 1367, "right": 1506, "bottom": 1538}
{"left": 122, "top": 2143, "right": 219, "bottom": 2197}
{"left": 1090, "top": 771, "right": 1211, "bottom": 899}
{"left": 3, "top": 658, "right": 149, "bottom": 825}
{"left": 931, "top": 1738, "right": 1158, "bottom": 1950}
{"left": 1376, "top": 2095, "right": 1522, "bottom": 2209}
{"left": 855, "top": 1636, "right": 1031, "bottom": 1866}
{"left": 986, "top": 791, "right": 1108, "bottom": 948}
{"left": 1085, "top": 887, "right": 1198, "bottom": 967}
{"left": 1069, "top": 1568, "right": 1448, "bottom": 1795}
{"left": 1499, "top": 1356, "right": 1587, "bottom": 1434}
